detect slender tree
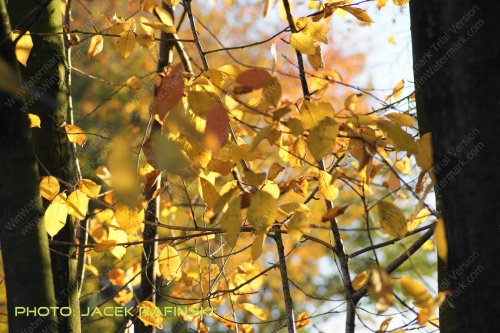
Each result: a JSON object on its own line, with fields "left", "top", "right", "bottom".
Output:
{"left": 410, "top": 1, "right": 500, "bottom": 331}
{"left": 0, "top": 0, "right": 57, "bottom": 331}
{"left": 6, "top": 0, "right": 80, "bottom": 331}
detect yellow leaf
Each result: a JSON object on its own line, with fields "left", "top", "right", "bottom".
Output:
{"left": 158, "top": 245, "right": 181, "bottom": 280}
{"left": 248, "top": 191, "right": 277, "bottom": 233}
{"left": 251, "top": 234, "right": 266, "bottom": 261}
{"left": 386, "top": 112, "right": 413, "bottom": 127}
{"left": 116, "top": 30, "right": 136, "bottom": 58}
{"left": 221, "top": 196, "right": 242, "bottom": 248}
{"left": 303, "top": 21, "right": 329, "bottom": 44}
{"left": 218, "top": 64, "right": 243, "bottom": 80}
{"left": 377, "top": 200, "right": 407, "bottom": 239}
{"left": 262, "top": 179, "right": 280, "bottom": 199}
{"left": 87, "top": 35, "right": 103, "bottom": 59}
{"left": 393, "top": 0, "right": 410, "bottom": 6}
{"left": 321, "top": 205, "right": 349, "bottom": 222}
{"left": 318, "top": 170, "right": 338, "bottom": 201}
{"left": 108, "top": 218, "right": 128, "bottom": 259}
{"left": 155, "top": 6, "right": 174, "bottom": 25}
{"left": 367, "top": 263, "right": 393, "bottom": 313}
{"left": 136, "top": 33, "right": 156, "bottom": 49}
{"left": 300, "top": 100, "right": 331, "bottom": 130}
{"left": 65, "top": 124, "right": 87, "bottom": 146}
{"left": 307, "top": 44, "right": 324, "bottom": 71}
{"left": 28, "top": 113, "right": 41, "bottom": 128}
{"left": 137, "top": 301, "right": 163, "bottom": 329}
{"left": 399, "top": 277, "right": 431, "bottom": 307}
{"left": 240, "top": 303, "right": 267, "bottom": 320}
{"left": 288, "top": 136, "right": 307, "bottom": 168}
{"left": 421, "top": 239, "right": 434, "bottom": 251}
{"left": 267, "top": 162, "right": 285, "bottom": 181}
{"left": 44, "top": 193, "right": 68, "bottom": 237}
{"left": 262, "top": 76, "right": 282, "bottom": 106}
{"left": 376, "top": 317, "right": 393, "bottom": 332}
{"left": 188, "top": 90, "right": 218, "bottom": 119}
{"left": 434, "top": 218, "right": 448, "bottom": 263}
{"left": 377, "top": 0, "right": 388, "bottom": 9}
{"left": 415, "top": 133, "right": 433, "bottom": 172}
{"left": 163, "top": 0, "right": 179, "bottom": 6}
{"left": 126, "top": 76, "right": 142, "bottom": 90}
{"left": 388, "top": 34, "right": 396, "bottom": 44}
{"left": 200, "top": 177, "right": 221, "bottom": 208}
{"left": 115, "top": 203, "right": 144, "bottom": 234}
{"left": 141, "top": 22, "right": 176, "bottom": 33}
{"left": 94, "top": 240, "right": 117, "bottom": 253}
{"left": 40, "top": 176, "right": 60, "bottom": 201}
{"left": 388, "top": 171, "right": 401, "bottom": 193}
{"left": 11, "top": 31, "right": 33, "bottom": 66}
{"left": 66, "top": 190, "right": 89, "bottom": 219}
{"left": 95, "top": 165, "right": 112, "bottom": 186}
{"left": 352, "top": 271, "right": 369, "bottom": 290}
{"left": 407, "top": 208, "right": 430, "bottom": 231}
{"left": 239, "top": 324, "right": 255, "bottom": 333}
{"left": 343, "top": 6, "right": 374, "bottom": 23}
{"left": 77, "top": 179, "right": 101, "bottom": 198}
{"left": 344, "top": 94, "right": 359, "bottom": 112}
{"left": 290, "top": 33, "right": 317, "bottom": 55}
{"left": 296, "top": 312, "right": 310, "bottom": 330}
{"left": 141, "top": 0, "right": 156, "bottom": 12}
{"left": 392, "top": 79, "right": 405, "bottom": 100}
{"left": 308, "top": 116, "right": 338, "bottom": 161}
{"left": 287, "top": 206, "right": 310, "bottom": 242}
{"left": 278, "top": 0, "right": 292, "bottom": 21}
{"left": 376, "top": 119, "right": 417, "bottom": 153}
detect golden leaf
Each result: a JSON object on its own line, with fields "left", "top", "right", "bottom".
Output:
{"left": 65, "top": 124, "right": 87, "bottom": 146}
{"left": 308, "top": 116, "right": 339, "bottom": 161}
{"left": 434, "top": 218, "right": 448, "bottom": 263}
{"left": 115, "top": 203, "right": 144, "bottom": 234}
{"left": 44, "top": 193, "right": 67, "bottom": 237}
{"left": 290, "top": 33, "right": 317, "bottom": 55}
{"left": 137, "top": 301, "right": 163, "bottom": 329}
{"left": 40, "top": 176, "right": 60, "bottom": 201}
{"left": 159, "top": 245, "right": 181, "bottom": 280}
{"left": 200, "top": 177, "right": 221, "bottom": 208}
{"left": 11, "top": 31, "right": 33, "bottom": 66}
{"left": 66, "top": 190, "right": 89, "bottom": 219}
{"left": 141, "top": 22, "right": 176, "bottom": 33}
{"left": 407, "top": 208, "right": 430, "bottom": 232}
{"left": 267, "top": 162, "right": 285, "bottom": 181}
{"left": 392, "top": 79, "right": 405, "bottom": 100}
{"left": 251, "top": 234, "right": 266, "bottom": 261}
{"left": 141, "top": 0, "right": 156, "bottom": 12}
{"left": 352, "top": 271, "right": 369, "bottom": 290}
{"left": 318, "top": 170, "right": 339, "bottom": 201}
{"left": 307, "top": 44, "right": 324, "bottom": 71}
{"left": 399, "top": 277, "right": 431, "bottom": 307}
{"left": 108, "top": 218, "right": 128, "bottom": 259}
{"left": 376, "top": 317, "right": 393, "bottom": 332}
{"left": 377, "top": 200, "right": 407, "bottom": 239}
{"left": 116, "top": 30, "right": 136, "bottom": 58}
{"left": 240, "top": 303, "right": 268, "bottom": 320}
{"left": 77, "top": 179, "right": 101, "bottom": 198}
{"left": 248, "top": 191, "right": 277, "bottom": 233}
{"left": 287, "top": 206, "right": 311, "bottom": 242}
{"left": 94, "top": 240, "right": 117, "bottom": 253}
{"left": 321, "top": 205, "right": 349, "bottom": 222}
{"left": 136, "top": 34, "right": 156, "bottom": 49}
{"left": 126, "top": 76, "right": 142, "bottom": 90}
{"left": 376, "top": 119, "right": 417, "bottom": 153}
{"left": 343, "top": 6, "right": 374, "bottom": 23}
{"left": 393, "top": 0, "right": 410, "bottom": 6}
{"left": 28, "top": 113, "right": 41, "bottom": 128}
{"left": 386, "top": 112, "right": 413, "bottom": 127}
{"left": 367, "top": 263, "right": 393, "bottom": 313}
{"left": 221, "top": 196, "right": 242, "bottom": 248}
{"left": 262, "top": 76, "right": 282, "bottom": 106}
{"left": 296, "top": 312, "right": 310, "bottom": 330}
{"left": 87, "top": 35, "right": 103, "bottom": 59}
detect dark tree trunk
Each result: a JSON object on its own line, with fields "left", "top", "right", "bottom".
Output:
{"left": 0, "top": 0, "right": 57, "bottom": 331}
{"left": 410, "top": 1, "right": 500, "bottom": 331}
{"left": 7, "top": 0, "right": 80, "bottom": 331}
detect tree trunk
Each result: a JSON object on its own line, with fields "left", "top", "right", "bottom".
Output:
{"left": 6, "top": 0, "right": 80, "bottom": 331}
{"left": 410, "top": 1, "right": 500, "bottom": 331}
{"left": 0, "top": 0, "right": 57, "bottom": 332}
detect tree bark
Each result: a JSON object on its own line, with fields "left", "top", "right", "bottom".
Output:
{"left": 410, "top": 1, "right": 500, "bottom": 331}
{"left": 7, "top": 0, "right": 80, "bottom": 331}
{"left": 0, "top": 0, "right": 57, "bottom": 331}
